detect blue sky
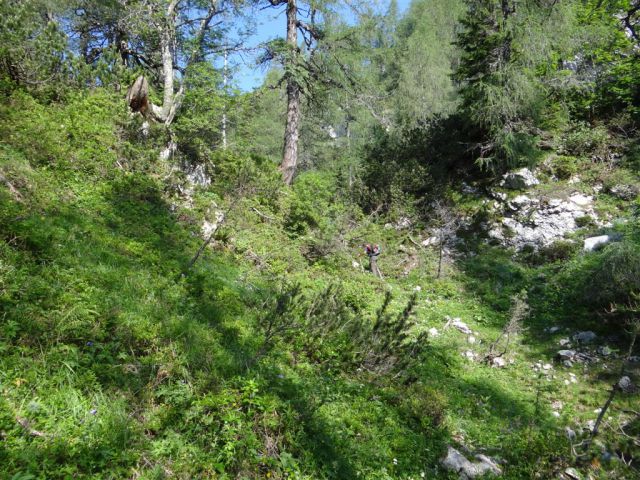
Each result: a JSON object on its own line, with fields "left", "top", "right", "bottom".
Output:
{"left": 226, "top": 0, "right": 412, "bottom": 91}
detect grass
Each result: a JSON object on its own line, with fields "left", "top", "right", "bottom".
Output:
{"left": 0, "top": 89, "right": 638, "bottom": 479}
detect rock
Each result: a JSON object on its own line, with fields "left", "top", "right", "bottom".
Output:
{"left": 597, "top": 346, "right": 612, "bottom": 356}
{"left": 563, "top": 467, "right": 582, "bottom": 480}
{"left": 491, "top": 357, "right": 506, "bottom": 368}
{"left": 421, "top": 236, "right": 439, "bottom": 247}
{"left": 583, "top": 235, "right": 611, "bottom": 252}
{"left": 428, "top": 327, "right": 439, "bottom": 338}
{"left": 567, "top": 175, "right": 581, "bottom": 185}
{"left": 467, "top": 335, "right": 477, "bottom": 344}
{"left": 501, "top": 168, "right": 540, "bottom": 190}
{"left": 441, "top": 446, "right": 502, "bottom": 479}
{"left": 609, "top": 184, "right": 639, "bottom": 200}
{"left": 544, "top": 326, "right": 561, "bottom": 334}
{"left": 559, "top": 338, "right": 571, "bottom": 347}
{"left": 551, "top": 400, "right": 563, "bottom": 410}
{"left": 563, "top": 360, "right": 574, "bottom": 368}
{"left": 574, "top": 352, "right": 596, "bottom": 363}
{"left": 184, "top": 162, "right": 211, "bottom": 188}
{"left": 451, "top": 318, "right": 473, "bottom": 335}
{"left": 491, "top": 191, "right": 508, "bottom": 201}
{"left": 573, "top": 331, "right": 597, "bottom": 343}
{"left": 414, "top": 285, "right": 422, "bottom": 292}
{"left": 557, "top": 350, "right": 576, "bottom": 361}
{"left": 352, "top": 261, "right": 361, "bottom": 269}
{"left": 629, "top": 356, "right": 640, "bottom": 363}
{"left": 542, "top": 363, "right": 553, "bottom": 370}
{"left": 617, "top": 376, "right": 632, "bottom": 392}
{"left": 568, "top": 193, "right": 593, "bottom": 207}
{"left": 202, "top": 210, "right": 225, "bottom": 238}
{"left": 565, "top": 427, "right": 576, "bottom": 441}
{"left": 462, "top": 350, "right": 476, "bottom": 361}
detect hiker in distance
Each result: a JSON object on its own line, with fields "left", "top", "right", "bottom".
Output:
{"left": 364, "top": 243, "right": 383, "bottom": 279}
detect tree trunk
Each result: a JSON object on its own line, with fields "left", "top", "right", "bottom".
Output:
{"left": 281, "top": 0, "right": 300, "bottom": 185}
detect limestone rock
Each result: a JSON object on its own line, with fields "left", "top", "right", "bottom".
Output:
{"left": 441, "top": 446, "right": 502, "bottom": 479}
{"left": 583, "top": 235, "right": 611, "bottom": 252}
{"left": 573, "top": 331, "right": 597, "bottom": 344}
{"left": 557, "top": 350, "right": 576, "bottom": 361}
{"left": 501, "top": 168, "right": 539, "bottom": 190}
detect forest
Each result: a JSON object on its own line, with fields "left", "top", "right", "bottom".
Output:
{"left": 1, "top": 0, "right": 639, "bottom": 478}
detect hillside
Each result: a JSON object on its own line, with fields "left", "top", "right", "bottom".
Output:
{"left": 1, "top": 1, "right": 640, "bottom": 479}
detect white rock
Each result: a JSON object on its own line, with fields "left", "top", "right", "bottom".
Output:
{"left": 352, "top": 261, "right": 361, "bottom": 269}
{"left": 543, "top": 363, "right": 553, "bottom": 370}
{"left": 451, "top": 318, "right": 473, "bottom": 335}
{"left": 492, "top": 357, "right": 506, "bottom": 368}
{"left": 583, "top": 235, "right": 611, "bottom": 252}
{"left": 428, "top": 327, "right": 439, "bottom": 338}
{"left": 467, "top": 335, "right": 477, "bottom": 344}
{"left": 618, "top": 376, "right": 632, "bottom": 391}
{"left": 501, "top": 168, "right": 540, "bottom": 189}
{"left": 552, "top": 411, "right": 561, "bottom": 418}
{"left": 441, "top": 446, "right": 502, "bottom": 479}
{"left": 569, "top": 193, "right": 593, "bottom": 207}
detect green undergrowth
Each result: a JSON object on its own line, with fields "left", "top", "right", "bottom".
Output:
{"left": 1, "top": 89, "right": 638, "bottom": 479}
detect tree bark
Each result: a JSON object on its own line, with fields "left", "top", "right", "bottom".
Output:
{"left": 281, "top": 0, "right": 301, "bottom": 185}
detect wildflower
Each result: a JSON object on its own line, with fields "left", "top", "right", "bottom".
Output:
{"left": 393, "top": 458, "right": 398, "bottom": 466}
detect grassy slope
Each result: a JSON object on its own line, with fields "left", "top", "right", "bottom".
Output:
{"left": 0, "top": 90, "right": 638, "bottom": 479}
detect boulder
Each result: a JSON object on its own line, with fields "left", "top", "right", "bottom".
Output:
{"left": 583, "top": 235, "right": 611, "bottom": 252}
{"left": 491, "top": 357, "right": 506, "bottom": 368}
{"left": 501, "top": 168, "right": 539, "bottom": 190}
{"left": 441, "top": 446, "right": 502, "bottom": 479}
{"left": 573, "top": 331, "right": 597, "bottom": 343}
{"left": 557, "top": 350, "right": 576, "bottom": 361}
{"left": 451, "top": 318, "right": 473, "bottom": 334}
{"left": 609, "top": 184, "right": 639, "bottom": 200}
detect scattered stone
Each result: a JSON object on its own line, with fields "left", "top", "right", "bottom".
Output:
{"left": 462, "top": 350, "right": 476, "bottom": 361}
{"left": 545, "top": 326, "right": 561, "bottom": 334}
{"left": 542, "top": 363, "right": 553, "bottom": 370}
{"left": 441, "top": 446, "right": 502, "bottom": 479}
{"left": 573, "top": 331, "right": 597, "bottom": 344}
{"left": 559, "top": 338, "right": 571, "bottom": 347}
{"left": 567, "top": 175, "right": 581, "bottom": 185}
{"left": 563, "top": 360, "right": 573, "bottom": 368}
{"left": 557, "top": 350, "right": 576, "bottom": 361}
{"left": 574, "top": 352, "right": 597, "bottom": 363}
{"left": 629, "top": 356, "right": 640, "bottom": 363}
{"left": 428, "top": 327, "right": 440, "bottom": 338}
{"left": 501, "top": 168, "right": 540, "bottom": 190}
{"left": 352, "top": 261, "right": 360, "bottom": 269}
{"left": 491, "top": 357, "right": 506, "bottom": 368}
{"left": 585, "top": 419, "right": 596, "bottom": 431}
{"left": 568, "top": 193, "right": 592, "bottom": 207}
{"left": 551, "top": 400, "right": 563, "bottom": 410}
{"left": 618, "top": 376, "right": 632, "bottom": 392}
{"left": 583, "top": 235, "right": 611, "bottom": 252}
{"left": 552, "top": 411, "right": 561, "bottom": 418}
{"left": 451, "top": 318, "right": 473, "bottom": 335}
{"left": 421, "top": 236, "right": 439, "bottom": 247}
{"left": 467, "top": 335, "right": 477, "bottom": 344}
{"left": 563, "top": 467, "right": 582, "bottom": 480}
{"left": 565, "top": 427, "right": 576, "bottom": 441}
{"left": 609, "top": 184, "right": 639, "bottom": 201}
{"left": 597, "top": 346, "right": 612, "bottom": 356}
